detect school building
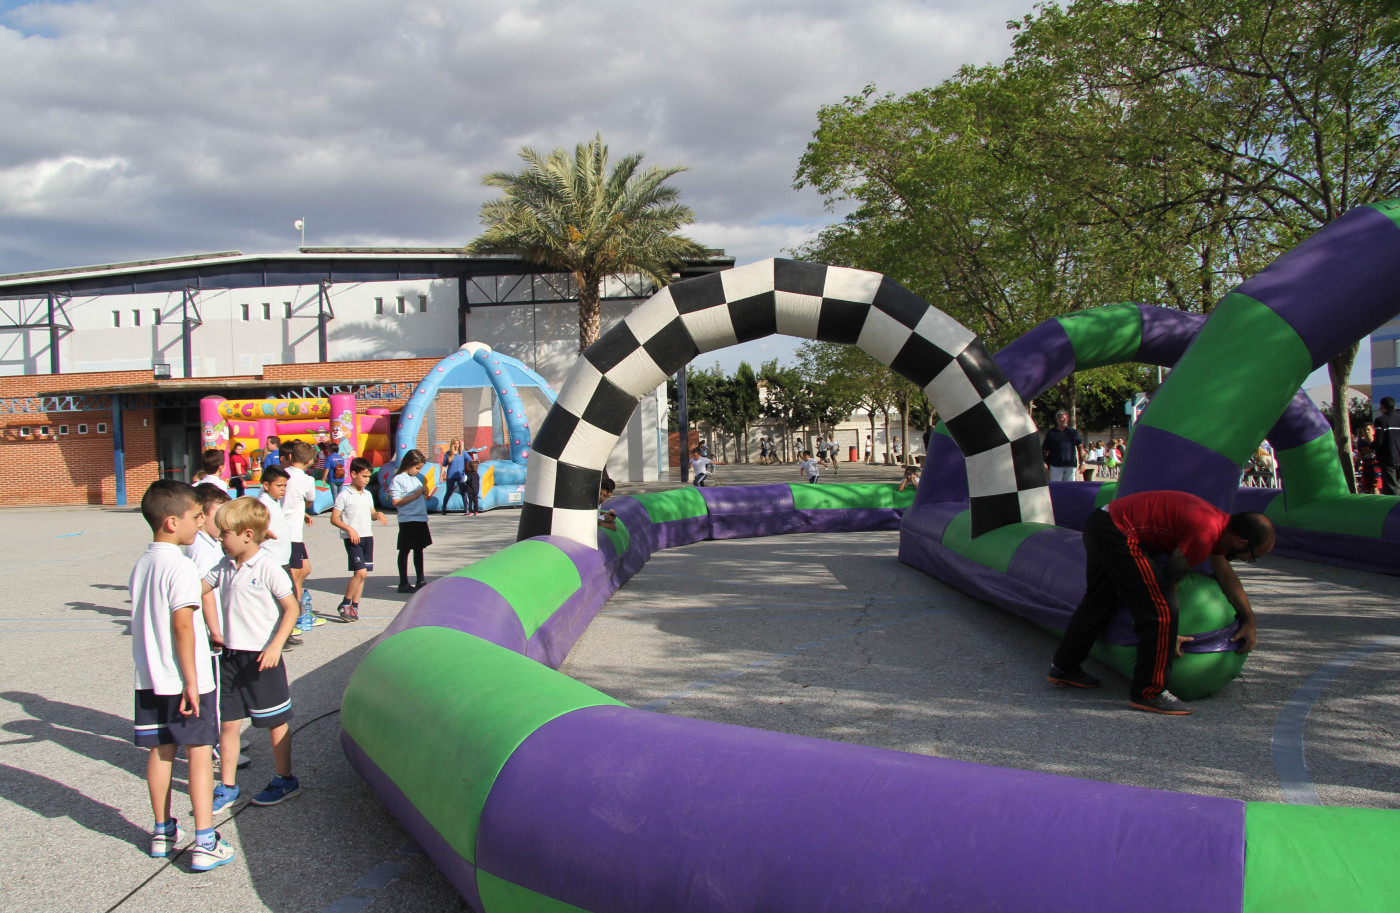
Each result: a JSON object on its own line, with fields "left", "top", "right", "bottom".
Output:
{"left": 0, "top": 247, "right": 733, "bottom": 507}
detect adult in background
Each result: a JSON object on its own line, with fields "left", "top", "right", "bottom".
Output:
{"left": 1048, "top": 490, "right": 1274, "bottom": 715}
{"left": 1355, "top": 425, "right": 1381, "bottom": 494}
{"left": 1042, "top": 410, "right": 1084, "bottom": 482}
{"left": 440, "top": 439, "right": 467, "bottom": 515}
{"left": 227, "top": 442, "right": 249, "bottom": 497}
{"left": 1374, "top": 396, "right": 1400, "bottom": 495}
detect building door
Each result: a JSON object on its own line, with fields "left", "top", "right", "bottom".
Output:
{"left": 156, "top": 420, "right": 200, "bottom": 482}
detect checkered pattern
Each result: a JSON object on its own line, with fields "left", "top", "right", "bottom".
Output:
{"left": 519, "top": 259, "right": 1052, "bottom": 545}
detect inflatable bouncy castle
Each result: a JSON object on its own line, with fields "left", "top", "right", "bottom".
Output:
{"left": 200, "top": 394, "right": 393, "bottom": 511}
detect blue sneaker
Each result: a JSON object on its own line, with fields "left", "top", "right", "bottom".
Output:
{"left": 190, "top": 831, "right": 235, "bottom": 872}
{"left": 150, "top": 820, "right": 184, "bottom": 858}
{"left": 211, "top": 783, "right": 240, "bottom": 814}
{"left": 251, "top": 774, "right": 301, "bottom": 806}
{"left": 295, "top": 612, "right": 316, "bottom": 633}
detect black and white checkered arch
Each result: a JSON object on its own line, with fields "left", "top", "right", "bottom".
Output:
{"left": 519, "top": 258, "right": 1052, "bottom": 546}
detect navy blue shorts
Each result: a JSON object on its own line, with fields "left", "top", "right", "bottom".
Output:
{"left": 344, "top": 536, "right": 374, "bottom": 572}
{"left": 288, "top": 542, "right": 309, "bottom": 569}
{"left": 219, "top": 649, "right": 293, "bottom": 728}
{"left": 134, "top": 688, "right": 219, "bottom": 747}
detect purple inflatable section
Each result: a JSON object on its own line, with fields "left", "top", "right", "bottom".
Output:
{"left": 342, "top": 731, "right": 485, "bottom": 913}
{"left": 477, "top": 704, "right": 1246, "bottom": 913}
{"left": 1237, "top": 204, "right": 1400, "bottom": 368}
{"left": 996, "top": 318, "right": 1076, "bottom": 400}
{"left": 1118, "top": 424, "right": 1247, "bottom": 510}
{"left": 379, "top": 576, "right": 529, "bottom": 653}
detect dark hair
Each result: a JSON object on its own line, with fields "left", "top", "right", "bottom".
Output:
{"left": 140, "top": 479, "right": 197, "bottom": 532}
{"left": 290, "top": 440, "right": 316, "bottom": 465}
{"left": 1227, "top": 511, "right": 1275, "bottom": 549}
{"left": 194, "top": 482, "right": 232, "bottom": 512}
{"left": 278, "top": 440, "right": 295, "bottom": 459}
{"left": 200, "top": 449, "right": 224, "bottom": 475}
{"left": 261, "top": 464, "right": 290, "bottom": 483}
{"left": 266, "top": 435, "right": 281, "bottom": 446}
{"left": 399, "top": 449, "right": 425, "bottom": 471}
{"left": 349, "top": 457, "right": 373, "bottom": 475}
{"left": 1382, "top": 396, "right": 1396, "bottom": 411}
{"left": 600, "top": 477, "right": 616, "bottom": 494}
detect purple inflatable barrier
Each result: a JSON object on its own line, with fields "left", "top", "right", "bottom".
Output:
{"left": 476, "top": 704, "right": 1246, "bottom": 913}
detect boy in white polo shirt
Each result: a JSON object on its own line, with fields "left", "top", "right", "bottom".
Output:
{"left": 329, "top": 457, "right": 388, "bottom": 621}
{"left": 130, "top": 480, "right": 233, "bottom": 872}
{"left": 187, "top": 484, "right": 231, "bottom": 577}
{"left": 282, "top": 441, "right": 320, "bottom": 633}
{"left": 203, "top": 497, "right": 302, "bottom": 813}
{"left": 256, "top": 465, "right": 300, "bottom": 648}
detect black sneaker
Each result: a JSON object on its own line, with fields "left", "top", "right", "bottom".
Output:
{"left": 397, "top": 583, "right": 416, "bottom": 593}
{"left": 284, "top": 633, "right": 303, "bottom": 649}
{"left": 1130, "top": 690, "right": 1194, "bottom": 715}
{"left": 1047, "top": 665, "right": 1101, "bottom": 689}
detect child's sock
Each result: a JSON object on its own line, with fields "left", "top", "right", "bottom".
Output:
{"left": 196, "top": 827, "right": 216, "bottom": 849}
{"left": 154, "top": 818, "right": 176, "bottom": 834}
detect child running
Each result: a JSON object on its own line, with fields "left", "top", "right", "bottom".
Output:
{"left": 690, "top": 447, "right": 712, "bottom": 487}
{"left": 798, "top": 450, "right": 821, "bottom": 483}
{"left": 389, "top": 449, "right": 433, "bottom": 593}
{"left": 203, "top": 497, "right": 302, "bottom": 813}
{"left": 130, "top": 480, "right": 232, "bottom": 871}
{"left": 329, "top": 457, "right": 388, "bottom": 620}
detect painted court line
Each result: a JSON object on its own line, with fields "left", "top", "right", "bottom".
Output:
{"left": 1272, "top": 635, "right": 1400, "bottom": 805}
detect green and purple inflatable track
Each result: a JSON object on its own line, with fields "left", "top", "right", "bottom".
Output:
{"left": 342, "top": 202, "right": 1400, "bottom": 912}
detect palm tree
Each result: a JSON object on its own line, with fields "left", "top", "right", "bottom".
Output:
{"left": 466, "top": 134, "right": 707, "bottom": 352}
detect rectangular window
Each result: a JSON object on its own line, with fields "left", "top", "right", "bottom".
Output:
{"left": 112, "top": 311, "right": 121, "bottom": 327}
{"left": 284, "top": 302, "right": 292, "bottom": 318}
{"left": 96, "top": 423, "right": 108, "bottom": 434}
{"left": 132, "top": 309, "right": 141, "bottom": 327}
{"left": 40, "top": 425, "right": 50, "bottom": 436}
{"left": 375, "top": 297, "right": 384, "bottom": 315}
{"left": 262, "top": 302, "right": 271, "bottom": 320}
{"left": 241, "top": 303, "right": 250, "bottom": 321}
{"left": 419, "top": 294, "right": 428, "bottom": 313}
{"left": 18, "top": 427, "right": 29, "bottom": 438}
{"left": 78, "top": 424, "right": 88, "bottom": 434}
{"left": 396, "top": 296, "right": 406, "bottom": 314}
{"left": 58, "top": 425, "right": 69, "bottom": 435}
{"left": 153, "top": 308, "right": 162, "bottom": 325}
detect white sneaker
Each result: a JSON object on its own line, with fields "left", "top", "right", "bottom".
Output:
{"left": 150, "top": 822, "right": 184, "bottom": 858}
{"left": 190, "top": 832, "right": 235, "bottom": 872}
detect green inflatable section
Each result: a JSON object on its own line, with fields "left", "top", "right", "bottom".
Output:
{"left": 1266, "top": 493, "right": 1398, "bottom": 539}
{"left": 632, "top": 487, "right": 708, "bottom": 522}
{"left": 1056, "top": 303, "right": 1144, "bottom": 367}
{"left": 1274, "top": 434, "right": 1355, "bottom": 508}
{"left": 449, "top": 539, "right": 583, "bottom": 637}
{"left": 1367, "top": 198, "right": 1400, "bottom": 230}
{"left": 341, "top": 627, "right": 623, "bottom": 864}
{"left": 939, "top": 509, "right": 1055, "bottom": 574}
{"left": 788, "top": 481, "right": 912, "bottom": 510}
{"left": 1139, "top": 292, "right": 1312, "bottom": 461}
{"left": 1243, "top": 802, "right": 1400, "bottom": 913}
{"left": 477, "top": 871, "right": 593, "bottom": 913}
{"left": 599, "top": 515, "right": 629, "bottom": 554}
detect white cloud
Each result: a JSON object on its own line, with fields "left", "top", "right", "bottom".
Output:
{"left": 0, "top": 0, "right": 1037, "bottom": 272}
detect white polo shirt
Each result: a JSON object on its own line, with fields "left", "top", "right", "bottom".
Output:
{"left": 282, "top": 466, "right": 317, "bottom": 544}
{"left": 185, "top": 530, "right": 224, "bottom": 577}
{"left": 204, "top": 548, "right": 295, "bottom": 651}
{"left": 257, "top": 491, "right": 292, "bottom": 565}
{"left": 130, "top": 543, "right": 214, "bottom": 695}
{"left": 334, "top": 486, "right": 376, "bottom": 538}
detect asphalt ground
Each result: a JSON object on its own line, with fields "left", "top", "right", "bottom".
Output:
{"left": 3, "top": 459, "right": 1399, "bottom": 912}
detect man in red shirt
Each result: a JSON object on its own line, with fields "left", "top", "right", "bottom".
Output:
{"left": 1048, "top": 490, "right": 1275, "bottom": 715}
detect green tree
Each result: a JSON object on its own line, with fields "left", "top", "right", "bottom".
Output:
{"left": 466, "top": 134, "right": 707, "bottom": 352}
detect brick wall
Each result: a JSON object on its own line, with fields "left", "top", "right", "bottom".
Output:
{"left": 0, "top": 358, "right": 442, "bottom": 507}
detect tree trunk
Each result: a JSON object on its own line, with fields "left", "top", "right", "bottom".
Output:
{"left": 881, "top": 408, "right": 891, "bottom": 464}
{"left": 577, "top": 274, "right": 602, "bottom": 353}
{"left": 898, "top": 393, "right": 910, "bottom": 466}
{"left": 867, "top": 412, "right": 876, "bottom": 463}
{"left": 1329, "top": 345, "right": 1359, "bottom": 494}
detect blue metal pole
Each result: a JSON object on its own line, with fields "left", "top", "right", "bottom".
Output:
{"left": 677, "top": 366, "right": 689, "bottom": 484}
{"left": 112, "top": 396, "right": 127, "bottom": 507}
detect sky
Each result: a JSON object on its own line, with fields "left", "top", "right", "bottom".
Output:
{"left": 0, "top": 0, "right": 1374, "bottom": 385}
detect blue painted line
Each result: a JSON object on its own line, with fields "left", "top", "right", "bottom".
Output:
{"left": 55, "top": 531, "right": 83, "bottom": 538}
{"left": 319, "top": 860, "right": 413, "bottom": 913}
{"left": 1271, "top": 635, "right": 1400, "bottom": 805}
{"left": 637, "top": 608, "right": 960, "bottom": 711}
